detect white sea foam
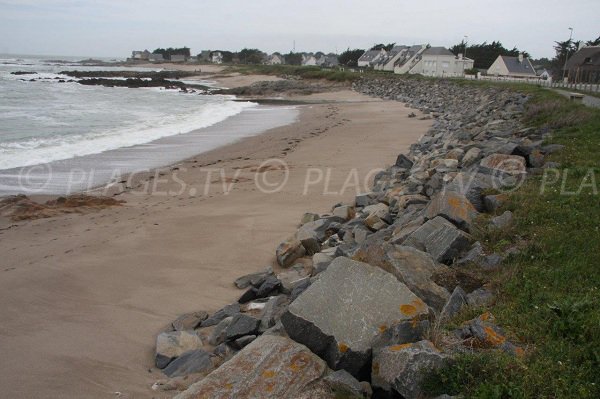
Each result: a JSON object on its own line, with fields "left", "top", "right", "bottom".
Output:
{"left": 0, "top": 100, "right": 256, "bottom": 170}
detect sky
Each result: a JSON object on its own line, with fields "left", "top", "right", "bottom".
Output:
{"left": 0, "top": 0, "right": 598, "bottom": 59}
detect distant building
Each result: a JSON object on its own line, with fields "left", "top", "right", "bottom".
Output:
{"left": 357, "top": 49, "right": 387, "bottom": 68}
{"left": 198, "top": 50, "right": 211, "bottom": 62}
{"left": 408, "top": 47, "right": 474, "bottom": 77}
{"left": 487, "top": 54, "right": 537, "bottom": 78}
{"left": 266, "top": 53, "right": 284, "bottom": 65}
{"left": 170, "top": 54, "right": 187, "bottom": 62}
{"left": 537, "top": 68, "right": 552, "bottom": 80}
{"left": 565, "top": 46, "right": 600, "bottom": 83}
{"left": 131, "top": 50, "right": 150, "bottom": 61}
{"left": 211, "top": 51, "right": 223, "bottom": 64}
{"left": 302, "top": 53, "right": 318, "bottom": 66}
{"left": 148, "top": 53, "right": 164, "bottom": 62}
{"left": 316, "top": 53, "right": 339, "bottom": 68}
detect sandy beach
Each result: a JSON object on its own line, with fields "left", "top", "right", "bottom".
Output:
{"left": 0, "top": 83, "right": 431, "bottom": 398}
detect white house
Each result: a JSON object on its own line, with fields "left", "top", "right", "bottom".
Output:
{"left": 357, "top": 49, "right": 387, "bottom": 68}
{"left": 487, "top": 54, "right": 536, "bottom": 78}
{"left": 408, "top": 47, "right": 474, "bottom": 77}
{"left": 131, "top": 50, "right": 150, "bottom": 61}
{"left": 266, "top": 53, "right": 284, "bottom": 65}
{"left": 211, "top": 51, "right": 224, "bottom": 64}
{"left": 537, "top": 68, "right": 552, "bottom": 80}
{"left": 302, "top": 53, "right": 318, "bottom": 66}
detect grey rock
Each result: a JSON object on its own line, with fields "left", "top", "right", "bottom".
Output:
{"left": 263, "top": 320, "right": 288, "bottom": 337}
{"left": 173, "top": 335, "right": 327, "bottom": 399}
{"left": 301, "top": 212, "right": 320, "bottom": 224}
{"left": 479, "top": 153, "right": 526, "bottom": 176}
{"left": 355, "top": 193, "right": 375, "bottom": 207}
{"left": 440, "top": 286, "right": 467, "bottom": 321}
{"left": 281, "top": 257, "right": 428, "bottom": 378}
{"left": 234, "top": 267, "right": 273, "bottom": 289}
{"left": 256, "top": 275, "right": 281, "bottom": 297}
{"left": 290, "top": 279, "right": 311, "bottom": 301}
{"left": 371, "top": 320, "right": 430, "bottom": 352}
{"left": 312, "top": 251, "right": 334, "bottom": 274}
{"left": 461, "top": 147, "right": 482, "bottom": 166}
{"left": 354, "top": 242, "right": 450, "bottom": 311}
{"left": 333, "top": 205, "right": 355, "bottom": 220}
{"left": 225, "top": 314, "right": 260, "bottom": 341}
{"left": 162, "top": 349, "right": 214, "bottom": 378}
{"left": 155, "top": 331, "right": 203, "bottom": 369}
{"left": 445, "top": 172, "right": 493, "bottom": 212}
{"left": 201, "top": 303, "right": 240, "bottom": 327}
{"left": 457, "top": 241, "right": 485, "bottom": 266}
{"left": 457, "top": 313, "right": 522, "bottom": 355}
{"left": 395, "top": 154, "right": 414, "bottom": 169}
{"left": 480, "top": 253, "right": 504, "bottom": 270}
{"left": 233, "top": 335, "right": 257, "bottom": 349}
{"left": 276, "top": 238, "right": 306, "bottom": 268}
{"left": 171, "top": 311, "right": 208, "bottom": 331}
{"left": 237, "top": 287, "right": 258, "bottom": 304}
{"left": 372, "top": 340, "right": 447, "bottom": 399}
{"left": 404, "top": 216, "right": 473, "bottom": 264}
{"left": 425, "top": 191, "right": 478, "bottom": 232}
{"left": 483, "top": 194, "right": 507, "bottom": 213}
{"left": 208, "top": 316, "right": 233, "bottom": 346}
{"left": 491, "top": 210, "right": 513, "bottom": 229}
{"left": 278, "top": 265, "right": 310, "bottom": 294}
{"left": 259, "top": 295, "right": 289, "bottom": 333}
{"left": 323, "top": 369, "right": 365, "bottom": 398}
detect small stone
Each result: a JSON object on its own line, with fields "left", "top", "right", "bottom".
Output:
{"left": 396, "top": 154, "right": 414, "bottom": 169}
{"left": 225, "top": 314, "right": 260, "bottom": 341}
{"left": 466, "top": 287, "right": 494, "bottom": 307}
{"left": 404, "top": 216, "right": 473, "bottom": 264}
{"left": 483, "top": 194, "right": 507, "bottom": 213}
{"left": 301, "top": 212, "right": 319, "bottom": 224}
{"left": 439, "top": 286, "right": 467, "bottom": 321}
{"left": 171, "top": 311, "right": 208, "bottom": 331}
{"left": 233, "top": 335, "right": 257, "bottom": 349}
{"left": 355, "top": 193, "right": 375, "bottom": 208}
{"left": 208, "top": 316, "right": 233, "bottom": 346}
{"left": 234, "top": 267, "right": 273, "bottom": 289}
{"left": 462, "top": 147, "right": 482, "bottom": 167}
{"left": 255, "top": 275, "right": 281, "bottom": 297}
{"left": 237, "top": 287, "right": 258, "bottom": 304}
{"left": 365, "top": 213, "right": 388, "bottom": 231}
{"left": 162, "top": 349, "right": 214, "bottom": 378}
{"left": 457, "top": 312, "right": 521, "bottom": 355}
{"left": 155, "top": 331, "right": 203, "bottom": 369}
{"left": 276, "top": 238, "right": 306, "bottom": 268}
{"left": 278, "top": 265, "right": 310, "bottom": 294}
{"left": 259, "top": 295, "right": 289, "bottom": 332}
{"left": 491, "top": 210, "right": 513, "bottom": 229}
{"left": 201, "top": 303, "right": 241, "bottom": 327}
{"left": 332, "top": 205, "right": 355, "bottom": 220}
{"left": 312, "top": 251, "right": 334, "bottom": 274}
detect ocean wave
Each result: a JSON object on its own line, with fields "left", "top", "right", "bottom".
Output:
{"left": 0, "top": 100, "right": 257, "bottom": 170}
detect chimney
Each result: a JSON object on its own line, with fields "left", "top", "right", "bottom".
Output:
{"left": 458, "top": 53, "right": 464, "bottom": 60}
{"left": 518, "top": 53, "right": 524, "bottom": 63}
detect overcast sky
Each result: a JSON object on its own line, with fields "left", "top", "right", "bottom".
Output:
{"left": 0, "top": 0, "right": 598, "bottom": 59}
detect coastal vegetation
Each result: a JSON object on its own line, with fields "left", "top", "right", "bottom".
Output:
{"left": 225, "top": 64, "right": 361, "bottom": 82}
{"left": 422, "top": 87, "right": 600, "bottom": 398}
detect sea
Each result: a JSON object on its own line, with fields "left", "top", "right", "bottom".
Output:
{"left": 0, "top": 55, "right": 298, "bottom": 195}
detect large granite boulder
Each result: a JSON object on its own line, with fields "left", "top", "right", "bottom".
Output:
{"left": 354, "top": 242, "right": 450, "bottom": 311}
{"left": 174, "top": 335, "right": 327, "bottom": 399}
{"left": 372, "top": 340, "right": 447, "bottom": 399}
{"left": 479, "top": 153, "right": 526, "bottom": 176}
{"left": 281, "top": 257, "right": 428, "bottom": 378}
{"left": 425, "top": 191, "right": 478, "bottom": 232}
{"left": 156, "top": 331, "right": 203, "bottom": 369}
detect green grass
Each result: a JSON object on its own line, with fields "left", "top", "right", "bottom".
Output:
{"left": 422, "top": 89, "right": 600, "bottom": 398}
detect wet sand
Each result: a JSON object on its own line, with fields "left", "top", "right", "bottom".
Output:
{"left": 0, "top": 89, "right": 431, "bottom": 398}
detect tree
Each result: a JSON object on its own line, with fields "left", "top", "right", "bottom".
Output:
{"left": 449, "top": 41, "right": 529, "bottom": 69}
{"left": 586, "top": 35, "right": 600, "bottom": 46}
{"left": 338, "top": 48, "right": 365, "bottom": 67}
{"left": 370, "top": 43, "right": 395, "bottom": 51}
{"left": 152, "top": 47, "right": 191, "bottom": 60}
{"left": 238, "top": 48, "right": 266, "bottom": 64}
{"left": 284, "top": 52, "right": 303, "bottom": 65}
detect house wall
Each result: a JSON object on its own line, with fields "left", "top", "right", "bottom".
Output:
{"left": 410, "top": 55, "right": 473, "bottom": 77}
{"left": 487, "top": 57, "right": 510, "bottom": 76}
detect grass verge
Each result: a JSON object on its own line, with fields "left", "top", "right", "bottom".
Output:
{"left": 224, "top": 64, "right": 361, "bottom": 82}
{"left": 422, "top": 88, "right": 600, "bottom": 398}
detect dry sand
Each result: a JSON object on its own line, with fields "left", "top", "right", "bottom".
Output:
{"left": 0, "top": 89, "right": 431, "bottom": 398}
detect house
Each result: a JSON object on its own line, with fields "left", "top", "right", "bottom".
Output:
{"left": 302, "top": 53, "right": 318, "bottom": 66}
{"left": 170, "top": 54, "right": 187, "bottom": 63}
{"left": 537, "top": 68, "right": 552, "bottom": 80}
{"left": 565, "top": 46, "right": 600, "bottom": 83}
{"left": 211, "top": 51, "right": 223, "bottom": 64}
{"left": 371, "top": 44, "right": 427, "bottom": 72}
{"left": 148, "top": 53, "right": 164, "bottom": 62}
{"left": 316, "top": 53, "right": 339, "bottom": 68}
{"left": 266, "top": 53, "right": 284, "bottom": 65}
{"left": 408, "top": 47, "right": 474, "bottom": 77}
{"left": 487, "top": 54, "right": 536, "bottom": 78}
{"left": 357, "top": 49, "right": 387, "bottom": 68}
{"left": 198, "top": 50, "right": 211, "bottom": 62}
{"left": 131, "top": 50, "right": 150, "bottom": 61}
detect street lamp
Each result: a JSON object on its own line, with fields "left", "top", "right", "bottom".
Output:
{"left": 464, "top": 35, "right": 468, "bottom": 59}
{"left": 562, "top": 27, "right": 573, "bottom": 81}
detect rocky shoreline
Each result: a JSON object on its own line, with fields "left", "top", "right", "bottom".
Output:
{"left": 149, "top": 76, "right": 561, "bottom": 398}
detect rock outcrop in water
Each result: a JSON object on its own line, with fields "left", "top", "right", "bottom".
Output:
{"left": 153, "top": 76, "right": 559, "bottom": 397}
